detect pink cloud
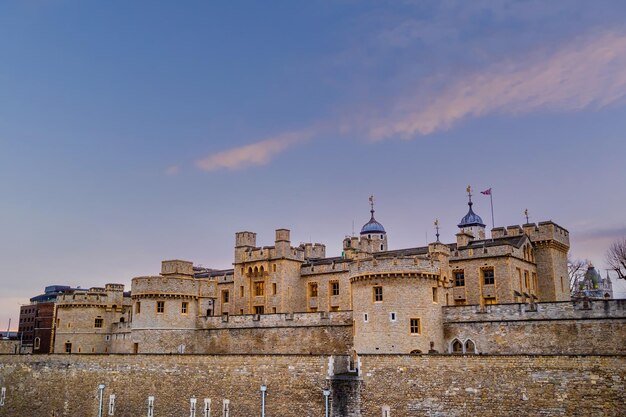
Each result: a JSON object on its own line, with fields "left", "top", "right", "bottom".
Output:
{"left": 195, "top": 131, "right": 313, "bottom": 171}
{"left": 367, "top": 31, "right": 626, "bottom": 140}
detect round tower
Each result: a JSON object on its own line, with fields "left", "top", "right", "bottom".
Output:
{"left": 350, "top": 255, "right": 446, "bottom": 354}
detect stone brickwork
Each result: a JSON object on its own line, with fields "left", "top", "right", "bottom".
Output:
{"left": 0, "top": 354, "right": 624, "bottom": 416}
{"left": 443, "top": 299, "right": 626, "bottom": 354}
{"left": 358, "top": 354, "right": 625, "bottom": 417}
{"left": 0, "top": 341, "right": 18, "bottom": 354}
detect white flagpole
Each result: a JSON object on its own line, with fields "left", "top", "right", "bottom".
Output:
{"left": 490, "top": 191, "right": 495, "bottom": 230}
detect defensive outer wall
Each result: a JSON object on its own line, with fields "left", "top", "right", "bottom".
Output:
{"left": 0, "top": 354, "right": 624, "bottom": 417}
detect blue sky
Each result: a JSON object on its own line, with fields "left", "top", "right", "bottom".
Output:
{"left": 2, "top": 1, "right": 626, "bottom": 328}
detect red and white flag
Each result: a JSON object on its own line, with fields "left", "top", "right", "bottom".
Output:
{"left": 481, "top": 188, "right": 492, "bottom": 195}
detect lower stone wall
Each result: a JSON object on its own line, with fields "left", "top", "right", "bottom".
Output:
{"left": 0, "top": 354, "right": 329, "bottom": 417}
{"left": 0, "top": 354, "right": 624, "bottom": 417}
{"left": 359, "top": 355, "right": 626, "bottom": 417}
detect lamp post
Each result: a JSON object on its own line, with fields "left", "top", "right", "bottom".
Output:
{"left": 323, "top": 388, "right": 330, "bottom": 417}
{"left": 260, "top": 385, "right": 267, "bottom": 417}
{"left": 97, "top": 384, "right": 105, "bottom": 417}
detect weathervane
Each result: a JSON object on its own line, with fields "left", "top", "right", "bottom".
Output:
{"left": 369, "top": 195, "right": 375, "bottom": 217}
{"left": 434, "top": 219, "right": 440, "bottom": 242}
{"left": 524, "top": 208, "right": 529, "bottom": 224}
{"left": 466, "top": 185, "right": 472, "bottom": 202}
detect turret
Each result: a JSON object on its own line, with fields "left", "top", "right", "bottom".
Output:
{"left": 359, "top": 195, "right": 388, "bottom": 253}
{"left": 457, "top": 186, "right": 486, "bottom": 242}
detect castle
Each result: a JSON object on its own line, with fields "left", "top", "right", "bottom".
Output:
{"left": 46, "top": 190, "right": 626, "bottom": 358}
{"left": 4, "top": 191, "right": 625, "bottom": 417}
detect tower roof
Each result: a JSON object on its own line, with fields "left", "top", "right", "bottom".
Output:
{"left": 361, "top": 196, "right": 386, "bottom": 235}
{"left": 458, "top": 187, "right": 485, "bottom": 228}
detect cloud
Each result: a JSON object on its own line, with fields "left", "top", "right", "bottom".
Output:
{"left": 195, "top": 130, "right": 313, "bottom": 171}
{"left": 367, "top": 31, "right": 626, "bottom": 140}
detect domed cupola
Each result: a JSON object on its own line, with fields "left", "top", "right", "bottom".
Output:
{"left": 359, "top": 196, "right": 388, "bottom": 253}
{"left": 361, "top": 195, "right": 386, "bottom": 235}
{"left": 457, "top": 186, "right": 486, "bottom": 240}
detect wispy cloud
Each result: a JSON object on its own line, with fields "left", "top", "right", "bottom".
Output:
{"left": 193, "top": 30, "right": 626, "bottom": 171}
{"left": 367, "top": 31, "right": 626, "bottom": 140}
{"left": 195, "top": 130, "right": 313, "bottom": 171}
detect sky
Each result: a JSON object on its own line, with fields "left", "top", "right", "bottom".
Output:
{"left": 2, "top": 1, "right": 626, "bottom": 330}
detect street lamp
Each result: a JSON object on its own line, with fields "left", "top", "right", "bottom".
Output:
{"left": 260, "top": 385, "right": 267, "bottom": 417}
{"left": 97, "top": 384, "right": 105, "bottom": 417}
{"left": 323, "top": 388, "right": 330, "bottom": 417}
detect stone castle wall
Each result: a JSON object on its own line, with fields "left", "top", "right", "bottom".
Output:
{"left": 0, "top": 354, "right": 624, "bottom": 417}
{"left": 443, "top": 299, "right": 626, "bottom": 354}
{"left": 0, "top": 341, "right": 18, "bottom": 354}
{"left": 358, "top": 354, "right": 625, "bottom": 417}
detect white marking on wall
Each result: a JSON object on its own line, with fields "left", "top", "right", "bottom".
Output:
{"left": 108, "top": 394, "right": 115, "bottom": 416}
{"left": 0, "top": 387, "right": 5, "bottom": 406}
{"left": 190, "top": 397, "right": 197, "bottom": 417}
{"left": 382, "top": 405, "right": 391, "bottom": 417}
{"left": 203, "top": 398, "right": 211, "bottom": 417}
{"left": 327, "top": 356, "right": 334, "bottom": 378}
{"left": 222, "top": 399, "right": 230, "bottom": 417}
{"left": 147, "top": 396, "right": 155, "bottom": 417}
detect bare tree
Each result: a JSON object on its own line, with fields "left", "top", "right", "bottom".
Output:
{"left": 606, "top": 237, "right": 626, "bottom": 280}
{"left": 568, "top": 257, "right": 587, "bottom": 292}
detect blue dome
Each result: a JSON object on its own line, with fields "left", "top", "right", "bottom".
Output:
{"left": 361, "top": 210, "right": 386, "bottom": 234}
{"left": 458, "top": 202, "right": 485, "bottom": 228}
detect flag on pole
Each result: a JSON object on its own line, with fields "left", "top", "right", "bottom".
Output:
{"left": 481, "top": 188, "right": 492, "bottom": 195}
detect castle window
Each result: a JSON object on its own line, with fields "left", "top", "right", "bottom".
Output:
{"left": 380, "top": 234, "right": 384, "bottom": 239}
{"left": 373, "top": 286, "right": 383, "bottom": 302}
{"left": 181, "top": 302, "right": 188, "bottom": 314}
{"left": 254, "top": 282, "right": 265, "bottom": 296}
{"left": 483, "top": 268, "right": 495, "bottom": 285}
{"left": 524, "top": 271, "right": 530, "bottom": 289}
{"left": 533, "top": 273, "right": 538, "bottom": 292}
{"left": 157, "top": 301, "right": 165, "bottom": 313}
{"left": 451, "top": 339, "right": 463, "bottom": 353}
{"left": 65, "top": 342, "right": 72, "bottom": 353}
{"left": 254, "top": 306, "right": 264, "bottom": 314}
{"left": 135, "top": 301, "right": 141, "bottom": 314}
{"left": 331, "top": 281, "right": 339, "bottom": 296}
{"left": 105, "top": 335, "right": 110, "bottom": 341}
{"left": 432, "top": 287, "right": 438, "bottom": 303}
{"left": 260, "top": 266, "right": 264, "bottom": 274}
{"left": 94, "top": 318, "right": 103, "bottom": 328}
{"left": 465, "top": 339, "right": 476, "bottom": 354}
{"left": 248, "top": 267, "right": 253, "bottom": 276}
{"left": 390, "top": 312, "right": 397, "bottom": 322}
{"left": 309, "top": 282, "right": 318, "bottom": 297}
{"left": 410, "top": 318, "right": 421, "bottom": 335}
{"left": 34, "top": 337, "right": 40, "bottom": 350}
{"left": 364, "top": 313, "right": 368, "bottom": 323}
{"left": 380, "top": 244, "right": 384, "bottom": 251}
{"left": 272, "top": 307, "right": 277, "bottom": 313}
{"left": 454, "top": 271, "right": 465, "bottom": 287}
{"left": 273, "top": 264, "right": 276, "bottom": 272}
{"left": 368, "top": 234, "right": 371, "bottom": 239}
{"left": 222, "top": 290, "right": 230, "bottom": 304}
{"left": 272, "top": 283, "right": 277, "bottom": 295}
{"left": 240, "top": 286, "right": 244, "bottom": 297}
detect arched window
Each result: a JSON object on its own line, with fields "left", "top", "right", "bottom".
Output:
{"left": 34, "top": 337, "right": 41, "bottom": 350}
{"left": 409, "top": 349, "right": 422, "bottom": 355}
{"left": 465, "top": 339, "right": 476, "bottom": 354}
{"left": 259, "top": 266, "right": 264, "bottom": 274}
{"left": 248, "top": 267, "right": 253, "bottom": 276}
{"left": 119, "top": 317, "right": 125, "bottom": 323}
{"left": 254, "top": 266, "right": 259, "bottom": 276}
{"left": 451, "top": 339, "right": 463, "bottom": 354}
